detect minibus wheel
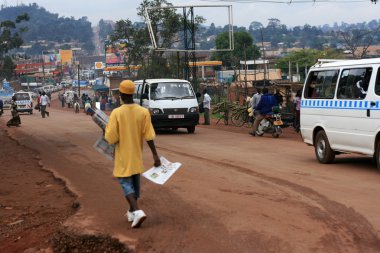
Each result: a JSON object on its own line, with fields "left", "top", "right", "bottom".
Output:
{"left": 187, "top": 126, "right": 195, "bottom": 134}
{"left": 314, "top": 131, "right": 335, "bottom": 164}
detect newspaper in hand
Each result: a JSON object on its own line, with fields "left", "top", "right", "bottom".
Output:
{"left": 143, "top": 156, "right": 181, "bottom": 185}
{"left": 89, "top": 108, "right": 115, "bottom": 159}
{"left": 90, "top": 108, "right": 109, "bottom": 130}
{"left": 93, "top": 136, "right": 115, "bottom": 161}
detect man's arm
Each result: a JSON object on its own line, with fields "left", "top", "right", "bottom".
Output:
{"left": 147, "top": 140, "right": 161, "bottom": 167}
{"left": 104, "top": 112, "right": 119, "bottom": 144}
{"left": 252, "top": 95, "right": 257, "bottom": 109}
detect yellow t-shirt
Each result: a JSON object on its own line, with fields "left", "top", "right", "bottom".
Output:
{"left": 105, "top": 104, "right": 155, "bottom": 177}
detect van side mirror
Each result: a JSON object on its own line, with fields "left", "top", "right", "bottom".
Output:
{"left": 141, "top": 93, "right": 149, "bottom": 100}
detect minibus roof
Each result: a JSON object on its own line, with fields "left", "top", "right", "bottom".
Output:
{"left": 134, "top": 79, "right": 190, "bottom": 84}
{"left": 312, "top": 58, "right": 380, "bottom": 69}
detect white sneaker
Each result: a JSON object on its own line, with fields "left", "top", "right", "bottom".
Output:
{"left": 131, "top": 210, "right": 147, "bottom": 228}
{"left": 124, "top": 211, "right": 134, "bottom": 222}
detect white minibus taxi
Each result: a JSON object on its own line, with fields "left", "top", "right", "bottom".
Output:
{"left": 301, "top": 58, "right": 380, "bottom": 169}
{"left": 133, "top": 79, "right": 199, "bottom": 133}
{"left": 14, "top": 91, "right": 33, "bottom": 114}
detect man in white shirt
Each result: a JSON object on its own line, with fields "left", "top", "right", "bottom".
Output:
{"left": 40, "top": 91, "right": 50, "bottom": 118}
{"left": 251, "top": 88, "right": 262, "bottom": 115}
{"left": 202, "top": 89, "right": 211, "bottom": 125}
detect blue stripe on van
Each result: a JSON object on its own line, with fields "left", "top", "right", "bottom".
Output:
{"left": 301, "top": 99, "right": 380, "bottom": 110}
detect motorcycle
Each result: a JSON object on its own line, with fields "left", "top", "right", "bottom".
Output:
{"left": 256, "top": 106, "right": 283, "bottom": 138}
{"left": 73, "top": 101, "right": 80, "bottom": 113}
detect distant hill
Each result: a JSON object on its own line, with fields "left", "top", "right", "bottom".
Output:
{"left": 0, "top": 3, "right": 94, "bottom": 54}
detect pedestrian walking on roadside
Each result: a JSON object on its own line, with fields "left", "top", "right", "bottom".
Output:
{"left": 251, "top": 88, "right": 262, "bottom": 115}
{"left": 202, "top": 89, "right": 211, "bottom": 125}
{"left": 7, "top": 96, "right": 21, "bottom": 127}
{"left": 105, "top": 80, "right": 161, "bottom": 229}
{"left": 40, "top": 91, "right": 50, "bottom": 118}
{"left": 59, "top": 92, "right": 65, "bottom": 107}
{"left": 36, "top": 92, "right": 42, "bottom": 112}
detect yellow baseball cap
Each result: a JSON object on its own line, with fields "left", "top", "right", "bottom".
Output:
{"left": 119, "top": 80, "right": 135, "bottom": 94}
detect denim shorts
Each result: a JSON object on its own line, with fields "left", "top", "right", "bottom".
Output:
{"left": 117, "top": 174, "right": 140, "bottom": 198}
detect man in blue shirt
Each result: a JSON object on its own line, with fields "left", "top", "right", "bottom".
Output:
{"left": 250, "top": 87, "right": 278, "bottom": 136}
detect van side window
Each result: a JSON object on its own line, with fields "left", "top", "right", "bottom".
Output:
{"left": 375, "top": 68, "right": 380, "bottom": 96}
{"left": 337, "top": 68, "right": 372, "bottom": 99}
{"left": 135, "top": 84, "right": 141, "bottom": 99}
{"left": 304, "top": 70, "right": 338, "bottom": 99}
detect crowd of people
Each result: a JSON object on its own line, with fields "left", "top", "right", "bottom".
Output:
{"left": 247, "top": 88, "right": 302, "bottom": 135}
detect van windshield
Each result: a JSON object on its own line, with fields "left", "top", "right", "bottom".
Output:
{"left": 150, "top": 82, "right": 195, "bottom": 100}
{"left": 15, "top": 93, "right": 30, "bottom": 100}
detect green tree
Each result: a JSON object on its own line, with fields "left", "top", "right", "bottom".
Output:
{"left": 0, "top": 13, "right": 29, "bottom": 57}
{"left": 0, "top": 56, "right": 16, "bottom": 80}
{"left": 213, "top": 31, "right": 261, "bottom": 69}
{"left": 0, "top": 4, "right": 94, "bottom": 54}
{"left": 0, "top": 13, "right": 29, "bottom": 80}
{"left": 109, "top": 19, "right": 152, "bottom": 79}
{"left": 275, "top": 49, "right": 343, "bottom": 80}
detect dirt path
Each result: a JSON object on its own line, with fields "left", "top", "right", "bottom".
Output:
{"left": 1, "top": 99, "right": 380, "bottom": 253}
{"left": 0, "top": 126, "right": 75, "bottom": 252}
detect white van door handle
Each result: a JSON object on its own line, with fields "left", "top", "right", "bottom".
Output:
{"left": 367, "top": 102, "right": 376, "bottom": 117}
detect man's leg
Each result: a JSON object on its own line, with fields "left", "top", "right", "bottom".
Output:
{"left": 204, "top": 108, "right": 210, "bottom": 125}
{"left": 125, "top": 194, "right": 139, "bottom": 212}
{"left": 41, "top": 105, "right": 45, "bottom": 118}
{"left": 251, "top": 114, "right": 264, "bottom": 135}
{"left": 118, "top": 176, "right": 146, "bottom": 228}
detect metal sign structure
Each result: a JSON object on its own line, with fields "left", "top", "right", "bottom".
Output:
{"left": 144, "top": 5, "right": 234, "bottom": 52}
{"left": 144, "top": 5, "right": 234, "bottom": 90}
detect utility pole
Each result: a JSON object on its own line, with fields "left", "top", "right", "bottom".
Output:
{"left": 41, "top": 52, "right": 45, "bottom": 85}
{"left": 260, "top": 29, "right": 267, "bottom": 87}
{"left": 77, "top": 63, "right": 80, "bottom": 97}
{"left": 244, "top": 44, "right": 248, "bottom": 98}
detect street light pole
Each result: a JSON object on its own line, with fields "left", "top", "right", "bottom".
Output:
{"left": 77, "top": 63, "right": 80, "bottom": 97}
{"left": 41, "top": 51, "right": 45, "bottom": 85}
{"left": 71, "top": 47, "right": 82, "bottom": 97}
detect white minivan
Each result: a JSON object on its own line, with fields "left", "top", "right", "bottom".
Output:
{"left": 134, "top": 79, "right": 199, "bottom": 133}
{"left": 14, "top": 91, "right": 34, "bottom": 114}
{"left": 301, "top": 58, "right": 380, "bottom": 169}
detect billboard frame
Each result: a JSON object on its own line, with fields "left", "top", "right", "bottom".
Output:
{"left": 144, "top": 5, "right": 234, "bottom": 52}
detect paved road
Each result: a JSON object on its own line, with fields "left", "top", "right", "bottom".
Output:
{"left": 2, "top": 103, "right": 380, "bottom": 253}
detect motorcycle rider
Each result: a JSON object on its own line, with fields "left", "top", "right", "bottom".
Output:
{"left": 250, "top": 87, "right": 278, "bottom": 136}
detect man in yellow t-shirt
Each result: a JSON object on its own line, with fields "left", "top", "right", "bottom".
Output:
{"left": 105, "top": 80, "right": 161, "bottom": 228}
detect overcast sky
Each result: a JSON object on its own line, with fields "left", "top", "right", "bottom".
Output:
{"left": 10, "top": 0, "right": 380, "bottom": 28}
